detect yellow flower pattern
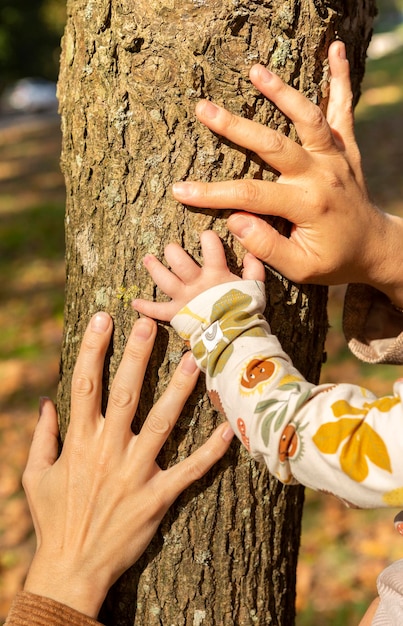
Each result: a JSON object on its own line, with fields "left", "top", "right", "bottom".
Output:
{"left": 383, "top": 487, "right": 403, "bottom": 506}
{"left": 192, "top": 289, "right": 267, "bottom": 377}
{"left": 312, "top": 396, "right": 399, "bottom": 483}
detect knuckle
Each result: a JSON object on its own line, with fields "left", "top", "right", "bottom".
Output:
{"left": 246, "top": 231, "right": 274, "bottom": 264}
{"left": 321, "top": 158, "right": 351, "bottom": 191}
{"left": 234, "top": 181, "right": 260, "bottom": 206}
{"left": 145, "top": 411, "right": 171, "bottom": 436}
{"left": 264, "top": 129, "right": 286, "bottom": 154}
{"left": 183, "top": 457, "right": 207, "bottom": 482}
{"left": 201, "top": 181, "right": 212, "bottom": 199}
{"left": 225, "top": 110, "right": 241, "bottom": 133}
{"left": 170, "top": 375, "right": 189, "bottom": 394}
{"left": 109, "top": 386, "right": 134, "bottom": 410}
{"left": 256, "top": 244, "right": 273, "bottom": 264}
{"left": 305, "top": 104, "right": 325, "bottom": 130}
{"left": 125, "top": 341, "right": 148, "bottom": 365}
{"left": 305, "top": 186, "right": 324, "bottom": 214}
{"left": 73, "top": 374, "right": 95, "bottom": 398}
{"left": 341, "top": 97, "right": 354, "bottom": 120}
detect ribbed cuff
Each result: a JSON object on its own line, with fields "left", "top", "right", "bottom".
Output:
{"left": 5, "top": 591, "right": 102, "bottom": 626}
{"left": 343, "top": 283, "right": 403, "bottom": 364}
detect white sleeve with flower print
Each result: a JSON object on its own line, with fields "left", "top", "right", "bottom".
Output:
{"left": 171, "top": 280, "right": 403, "bottom": 509}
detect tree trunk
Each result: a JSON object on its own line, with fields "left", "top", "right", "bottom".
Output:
{"left": 57, "top": 1, "right": 376, "bottom": 624}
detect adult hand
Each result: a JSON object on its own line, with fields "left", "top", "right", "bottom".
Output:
{"left": 172, "top": 41, "right": 403, "bottom": 307}
{"left": 22, "top": 313, "right": 234, "bottom": 618}
{"left": 133, "top": 230, "right": 265, "bottom": 322}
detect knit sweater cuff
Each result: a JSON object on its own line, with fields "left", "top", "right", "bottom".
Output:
{"left": 5, "top": 592, "right": 103, "bottom": 626}
{"left": 343, "top": 283, "right": 403, "bottom": 365}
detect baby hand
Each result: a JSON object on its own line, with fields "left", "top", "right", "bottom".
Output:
{"left": 132, "top": 230, "right": 265, "bottom": 322}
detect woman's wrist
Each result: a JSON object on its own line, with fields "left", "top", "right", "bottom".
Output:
{"left": 24, "top": 552, "right": 109, "bottom": 618}
{"left": 364, "top": 213, "right": 403, "bottom": 309}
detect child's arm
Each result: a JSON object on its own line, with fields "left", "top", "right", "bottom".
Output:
{"left": 133, "top": 233, "right": 403, "bottom": 509}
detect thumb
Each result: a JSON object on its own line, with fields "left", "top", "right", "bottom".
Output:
{"left": 228, "top": 213, "right": 313, "bottom": 283}
{"left": 228, "top": 213, "right": 302, "bottom": 279}
{"left": 25, "top": 398, "right": 60, "bottom": 477}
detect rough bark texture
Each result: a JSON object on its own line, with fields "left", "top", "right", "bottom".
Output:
{"left": 57, "top": 1, "right": 376, "bottom": 624}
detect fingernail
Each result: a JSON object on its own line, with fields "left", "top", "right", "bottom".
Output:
{"left": 134, "top": 317, "right": 154, "bottom": 342}
{"left": 259, "top": 66, "right": 274, "bottom": 83}
{"left": 338, "top": 42, "right": 347, "bottom": 60}
{"left": 172, "top": 182, "right": 194, "bottom": 200}
{"left": 91, "top": 312, "right": 110, "bottom": 333}
{"left": 221, "top": 424, "right": 235, "bottom": 442}
{"left": 228, "top": 214, "right": 253, "bottom": 238}
{"left": 181, "top": 352, "right": 199, "bottom": 375}
{"left": 39, "top": 396, "right": 49, "bottom": 420}
{"left": 200, "top": 100, "right": 219, "bottom": 119}
{"left": 142, "top": 254, "right": 154, "bottom": 268}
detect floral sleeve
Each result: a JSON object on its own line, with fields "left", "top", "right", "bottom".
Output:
{"left": 171, "top": 281, "right": 403, "bottom": 509}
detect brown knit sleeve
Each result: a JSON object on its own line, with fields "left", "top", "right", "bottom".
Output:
{"left": 343, "top": 283, "right": 403, "bottom": 365}
{"left": 5, "top": 592, "right": 103, "bottom": 626}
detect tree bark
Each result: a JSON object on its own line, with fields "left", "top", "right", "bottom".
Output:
{"left": 57, "top": 1, "right": 376, "bottom": 624}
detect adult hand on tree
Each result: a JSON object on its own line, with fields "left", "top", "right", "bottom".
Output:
{"left": 172, "top": 40, "right": 403, "bottom": 308}
{"left": 22, "top": 313, "right": 234, "bottom": 618}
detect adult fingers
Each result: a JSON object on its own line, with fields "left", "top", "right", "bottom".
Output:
{"left": 104, "top": 317, "right": 157, "bottom": 447}
{"left": 248, "top": 64, "right": 337, "bottom": 153}
{"left": 70, "top": 312, "right": 113, "bottom": 436}
{"left": 326, "top": 41, "right": 364, "bottom": 182}
{"left": 172, "top": 179, "right": 307, "bottom": 222}
{"left": 227, "top": 213, "right": 310, "bottom": 281}
{"left": 158, "top": 421, "right": 234, "bottom": 506}
{"left": 326, "top": 41, "right": 355, "bottom": 147}
{"left": 133, "top": 352, "right": 200, "bottom": 468}
{"left": 194, "top": 99, "right": 310, "bottom": 176}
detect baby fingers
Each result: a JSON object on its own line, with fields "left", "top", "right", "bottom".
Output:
{"left": 143, "top": 253, "right": 184, "bottom": 297}
{"left": 131, "top": 297, "right": 178, "bottom": 322}
{"left": 164, "top": 242, "right": 202, "bottom": 284}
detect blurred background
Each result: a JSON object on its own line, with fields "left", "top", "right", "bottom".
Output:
{"left": 0, "top": 1, "right": 402, "bottom": 624}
